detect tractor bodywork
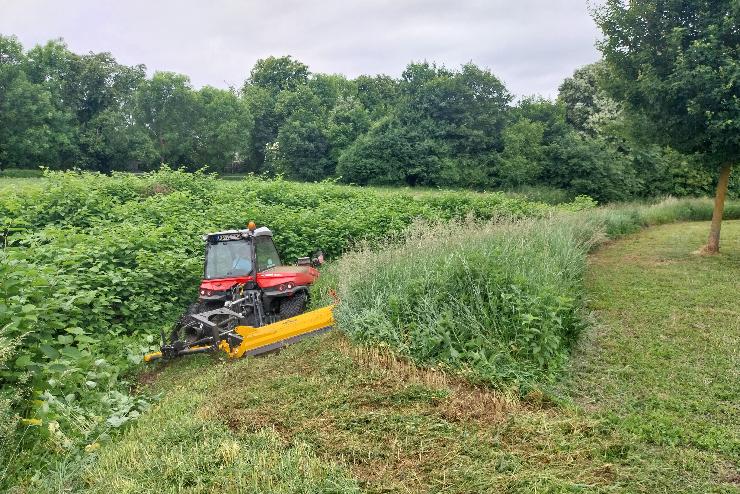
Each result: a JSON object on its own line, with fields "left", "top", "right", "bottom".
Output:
{"left": 197, "top": 226, "right": 319, "bottom": 316}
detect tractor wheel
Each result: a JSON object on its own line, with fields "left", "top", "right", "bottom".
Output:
{"left": 277, "top": 292, "right": 307, "bottom": 320}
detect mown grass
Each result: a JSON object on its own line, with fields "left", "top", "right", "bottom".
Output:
{"left": 566, "top": 220, "right": 740, "bottom": 492}
{"left": 29, "top": 221, "right": 738, "bottom": 493}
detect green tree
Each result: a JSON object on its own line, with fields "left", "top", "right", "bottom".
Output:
{"left": 247, "top": 55, "right": 309, "bottom": 93}
{"left": 399, "top": 62, "right": 511, "bottom": 156}
{"left": 193, "top": 86, "right": 253, "bottom": 173}
{"left": 595, "top": 0, "right": 739, "bottom": 252}
{"left": 242, "top": 56, "right": 311, "bottom": 169}
{"left": 497, "top": 119, "right": 546, "bottom": 188}
{"left": 545, "top": 132, "right": 640, "bottom": 202}
{"left": 72, "top": 53, "right": 151, "bottom": 171}
{"left": 326, "top": 97, "right": 371, "bottom": 163}
{"left": 268, "top": 114, "right": 332, "bottom": 181}
{"left": 0, "top": 36, "right": 75, "bottom": 170}
{"left": 354, "top": 74, "right": 400, "bottom": 120}
{"left": 337, "top": 116, "right": 443, "bottom": 186}
{"left": 134, "top": 72, "right": 198, "bottom": 168}
{"left": 266, "top": 85, "right": 333, "bottom": 180}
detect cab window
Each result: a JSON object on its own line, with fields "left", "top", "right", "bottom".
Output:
{"left": 255, "top": 236, "right": 281, "bottom": 272}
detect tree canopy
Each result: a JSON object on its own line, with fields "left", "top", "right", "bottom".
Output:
{"left": 0, "top": 34, "right": 737, "bottom": 203}
{"left": 594, "top": 0, "right": 738, "bottom": 250}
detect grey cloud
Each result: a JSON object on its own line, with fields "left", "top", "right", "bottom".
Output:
{"left": 0, "top": 0, "right": 601, "bottom": 97}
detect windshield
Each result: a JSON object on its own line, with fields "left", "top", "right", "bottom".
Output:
{"left": 255, "top": 236, "right": 281, "bottom": 272}
{"left": 204, "top": 240, "right": 253, "bottom": 279}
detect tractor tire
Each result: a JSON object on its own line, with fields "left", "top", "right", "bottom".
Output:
{"left": 277, "top": 292, "right": 307, "bottom": 320}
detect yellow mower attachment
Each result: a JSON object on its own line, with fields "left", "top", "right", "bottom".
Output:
{"left": 219, "top": 304, "right": 335, "bottom": 358}
{"left": 144, "top": 305, "right": 335, "bottom": 362}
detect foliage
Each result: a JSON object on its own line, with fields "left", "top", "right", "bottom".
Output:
{"left": 74, "top": 221, "right": 739, "bottom": 493}
{"left": 3, "top": 34, "right": 734, "bottom": 200}
{"left": 594, "top": 0, "right": 740, "bottom": 167}
{"left": 0, "top": 169, "right": 583, "bottom": 483}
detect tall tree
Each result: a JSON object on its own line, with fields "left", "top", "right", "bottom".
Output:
{"left": 267, "top": 85, "right": 332, "bottom": 180}
{"left": 496, "top": 119, "right": 546, "bottom": 188}
{"left": 326, "top": 96, "right": 371, "bottom": 163}
{"left": 354, "top": 74, "right": 400, "bottom": 120}
{"left": 0, "top": 36, "right": 75, "bottom": 170}
{"left": 134, "top": 72, "right": 197, "bottom": 167}
{"left": 246, "top": 56, "right": 309, "bottom": 93}
{"left": 192, "top": 86, "right": 252, "bottom": 173}
{"left": 595, "top": 0, "right": 739, "bottom": 252}
{"left": 242, "top": 56, "right": 310, "bottom": 168}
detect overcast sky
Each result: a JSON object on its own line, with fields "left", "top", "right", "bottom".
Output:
{"left": 0, "top": 0, "right": 602, "bottom": 98}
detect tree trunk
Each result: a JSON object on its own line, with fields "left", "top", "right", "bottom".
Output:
{"left": 704, "top": 162, "right": 733, "bottom": 254}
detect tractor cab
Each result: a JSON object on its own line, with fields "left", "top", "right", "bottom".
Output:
{"left": 199, "top": 225, "right": 319, "bottom": 301}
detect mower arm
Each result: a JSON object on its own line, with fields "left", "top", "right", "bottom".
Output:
{"left": 144, "top": 304, "right": 335, "bottom": 362}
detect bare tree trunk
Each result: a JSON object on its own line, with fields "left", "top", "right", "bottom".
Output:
{"left": 704, "top": 162, "right": 733, "bottom": 254}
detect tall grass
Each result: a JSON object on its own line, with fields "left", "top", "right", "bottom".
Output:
{"left": 320, "top": 217, "right": 600, "bottom": 389}
{"left": 594, "top": 196, "right": 740, "bottom": 237}
{"left": 316, "top": 197, "right": 739, "bottom": 391}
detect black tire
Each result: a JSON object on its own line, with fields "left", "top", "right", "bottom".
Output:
{"left": 277, "top": 292, "right": 307, "bottom": 320}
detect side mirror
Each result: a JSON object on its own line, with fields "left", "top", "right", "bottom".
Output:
{"left": 296, "top": 257, "right": 311, "bottom": 266}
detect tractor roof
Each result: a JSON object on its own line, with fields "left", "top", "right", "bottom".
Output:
{"left": 202, "top": 227, "right": 272, "bottom": 240}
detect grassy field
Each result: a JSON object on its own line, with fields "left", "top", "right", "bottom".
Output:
{"left": 0, "top": 177, "right": 44, "bottom": 192}
{"left": 45, "top": 220, "right": 738, "bottom": 493}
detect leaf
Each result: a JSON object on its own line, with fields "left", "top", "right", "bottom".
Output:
{"left": 60, "top": 346, "right": 82, "bottom": 359}
{"left": 39, "top": 344, "right": 60, "bottom": 359}
{"left": 106, "top": 416, "right": 127, "bottom": 428}
{"left": 57, "top": 335, "right": 74, "bottom": 345}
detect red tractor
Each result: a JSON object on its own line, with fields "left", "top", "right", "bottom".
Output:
{"left": 159, "top": 222, "right": 326, "bottom": 359}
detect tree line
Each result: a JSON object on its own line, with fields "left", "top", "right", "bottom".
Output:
{"left": 0, "top": 34, "right": 735, "bottom": 203}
